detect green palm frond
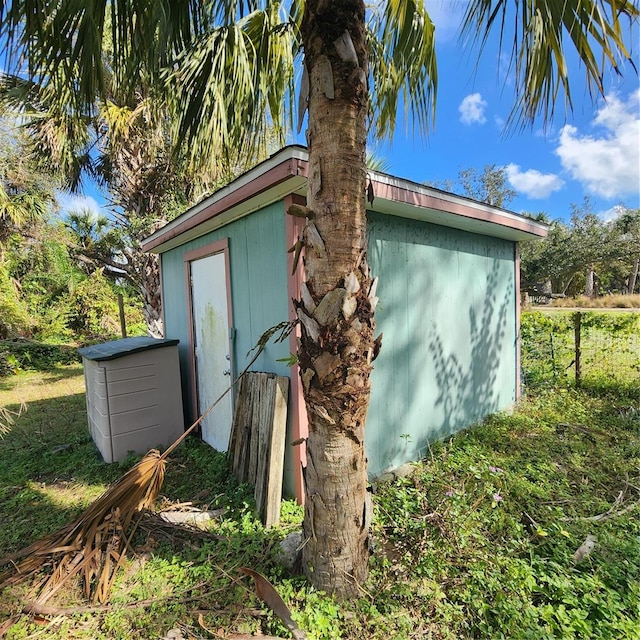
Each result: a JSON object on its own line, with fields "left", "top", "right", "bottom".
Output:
{"left": 0, "top": 183, "right": 50, "bottom": 227}
{"left": 163, "top": 2, "right": 296, "bottom": 168}
{"left": 367, "top": 0, "right": 438, "bottom": 138}
{"left": 0, "top": 69, "right": 95, "bottom": 192}
{"left": 461, "top": 0, "right": 640, "bottom": 127}
{"left": 0, "top": 1, "right": 208, "bottom": 108}
{"left": 100, "top": 102, "right": 136, "bottom": 141}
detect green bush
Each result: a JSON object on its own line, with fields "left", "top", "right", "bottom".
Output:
{"left": 0, "top": 261, "right": 33, "bottom": 339}
{"left": 0, "top": 340, "right": 81, "bottom": 373}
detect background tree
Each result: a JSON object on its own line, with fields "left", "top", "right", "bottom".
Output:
{"left": 0, "top": 122, "right": 53, "bottom": 247}
{"left": 431, "top": 164, "right": 517, "bottom": 208}
{"left": 1, "top": 0, "right": 638, "bottom": 597}
{"left": 615, "top": 208, "right": 640, "bottom": 294}
{"left": 0, "top": 117, "right": 145, "bottom": 342}
{"left": 520, "top": 203, "right": 639, "bottom": 299}
{"left": 0, "top": 122, "right": 57, "bottom": 337}
{"left": 566, "top": 200, "right": 613, "bottom": 297}
{"left": 520, "top": 217, "right": 572, "bottom": 295}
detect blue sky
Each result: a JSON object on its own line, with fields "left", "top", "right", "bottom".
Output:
{"left": 62, "top": 0, "right": 639, "bottom": 225}
{"left": 372, "top": 0, "right": 640, "bottom": 222}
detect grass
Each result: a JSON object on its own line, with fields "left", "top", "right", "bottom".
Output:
{"left": 1, "top": 366, "right": 639, "bottom": 638}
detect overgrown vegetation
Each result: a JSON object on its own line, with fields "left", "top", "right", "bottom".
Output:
{"left": 0, "top": 121, "right": 147, "bottom": 367}
{"left": 521, "top": 310, "right": 640, "bottom": 387}
{"left": 1, "top": 315, "right": 638, "bottom": 638}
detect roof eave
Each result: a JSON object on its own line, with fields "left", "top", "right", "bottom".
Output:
{"left": 367, "top": 172, "right": 548, "bottom": 241}
{"left": 142, "top": 146, "right": 308, "bottom": 253}
{"left": 142, "top": 146, "right": 548, "bottom": 253}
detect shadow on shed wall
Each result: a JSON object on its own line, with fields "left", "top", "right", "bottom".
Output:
{"left": 366, "top": 212, "right": 516, "bottom": 477}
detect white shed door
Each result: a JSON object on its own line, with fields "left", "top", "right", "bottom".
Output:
{"left": 190, "top": 252, "right": 233, "bottom": 451}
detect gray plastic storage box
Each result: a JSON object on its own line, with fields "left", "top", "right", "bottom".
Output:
{"left": 79, "top": 337, "right": 184, "bottom": 463}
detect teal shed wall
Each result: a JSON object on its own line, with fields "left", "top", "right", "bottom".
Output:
{"left": 365, "top": 211, "right": 517, "bottom": 477}
{"left": 160, "top": 201, "right": 292, "bottom": 420}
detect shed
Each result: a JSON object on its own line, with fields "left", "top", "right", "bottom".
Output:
{"left": 141, "top": 145, "right": 547, "bottom": 502}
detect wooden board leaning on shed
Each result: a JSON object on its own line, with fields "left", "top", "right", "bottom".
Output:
{"left": 228, "top": 372, "right": 289, "bottom": 527}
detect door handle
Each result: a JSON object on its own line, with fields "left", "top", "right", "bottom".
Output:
{"left": 223, "top": 368, "right": 231, "bottom": 376}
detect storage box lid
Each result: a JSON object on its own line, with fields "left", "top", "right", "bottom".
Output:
{"left": 78, "top": 337, "right": 180, "bottom": 361}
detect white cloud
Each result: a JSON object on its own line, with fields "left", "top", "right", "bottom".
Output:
{"left": 57, "top": 193, "right": 103, "bottom": 221}
{"left": 599, "top": 204, "right": 627, "bottom": 223}
{"left": 555, "top": 90, "right": 640, "bottom": 199}
{"left": 505, "top": 164, "right": 565, "bottom": 199}
{"left": 459, "top": 93, "right": 487, "bottom": 125}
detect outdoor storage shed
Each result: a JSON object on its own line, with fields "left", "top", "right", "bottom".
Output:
{"left": 79, "top": 337, "right": 184, "bottom": 463}
{"left": 141, "top": 145, "right": 547, "bottom": 503}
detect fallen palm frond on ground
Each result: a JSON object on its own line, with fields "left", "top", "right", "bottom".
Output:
{"left": 0, "top": 403, "right": 25, "bottom": 437}
{"left": 0, "top": 449, "right": 166, "bottom": 604}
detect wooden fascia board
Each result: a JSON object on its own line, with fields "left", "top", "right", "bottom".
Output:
{"left": 368, "top": 175, "right": 548, "bottom": 242}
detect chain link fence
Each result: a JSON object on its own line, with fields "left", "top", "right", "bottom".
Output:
{"left": 521, "top": 310, "right": 640, "bottom": 388}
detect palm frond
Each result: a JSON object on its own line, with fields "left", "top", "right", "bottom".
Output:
{"left": 461, "top": 0, "right": 640, "bottom": 127}
{"left": 367, "top": 0, "right": 438, "bottom": 138}
{"left": 0, "top": 450, "right": 166, "bottom": 604}
{"left": 163, "top": 2, "right": 296, "bottom": 169}
{"left": 0, "top": 1, "right": 209, "bottom": 109}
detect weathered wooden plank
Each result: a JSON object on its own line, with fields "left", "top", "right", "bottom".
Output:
{"left": 239, "top": 376, "right": 255, "bottom": 483}
{"left": 228, "top": 371, "right": 289, "bottom": 526}
{"left": 262, "top": 376, "right": 289, "bottom": 527}
{"left": 228, "top": 375, "right": 243, "bottom": 469}
{"left": 229, "top": 374, "right": 253, "bottom": 483}
{"left": 254, "top": 375, "right": 274, "bottom": 518}
{"left": 247, "top": 373, "right": 264, "bottom": 486}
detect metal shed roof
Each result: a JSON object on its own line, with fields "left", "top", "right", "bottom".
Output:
{"left": 142, "top": 145, "right": 548, "bottom": 254}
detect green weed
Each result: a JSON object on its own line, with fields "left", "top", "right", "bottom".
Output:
{"left": 1, "top": 368, "right": 639, "bottom": 638}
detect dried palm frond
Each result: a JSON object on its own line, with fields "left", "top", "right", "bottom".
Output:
{"left": 0, "top": 449, "right": 165, "bottom": 604}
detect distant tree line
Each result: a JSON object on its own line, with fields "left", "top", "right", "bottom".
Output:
{"left": 521, "top": 202, "right": 640, "bottom": 298}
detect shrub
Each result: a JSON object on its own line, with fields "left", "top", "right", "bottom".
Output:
{"left": 0, "top": 261, "right": 33, "bottom": 339}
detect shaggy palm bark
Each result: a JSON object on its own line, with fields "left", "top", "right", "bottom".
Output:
{"left": 298, "top": 0, "right": 375, "bottom": 597}
{"left": 138, "top": 251, "right": 163, "bottom": 337}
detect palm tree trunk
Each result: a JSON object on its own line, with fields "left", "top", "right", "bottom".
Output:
{"left": 298, "top": 0, "right": 374, "bottom": 598}
{"left": 140, "top": 252, "right": 164, "bottom": 338}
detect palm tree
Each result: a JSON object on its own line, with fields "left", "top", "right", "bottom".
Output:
{"left": 0, "top": 38, "right": 272, "bottom": 335}
{"left": 1, "top": 0, "right": 637, "bottom": 598}
{"left": 0, "top": 122, "right": 53, "bottom": 246}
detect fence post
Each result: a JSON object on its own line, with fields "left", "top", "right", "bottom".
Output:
{"left": 574, "top": 311, "right": 581, "bottom": 387}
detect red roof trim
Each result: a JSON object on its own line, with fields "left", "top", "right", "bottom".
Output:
{"left": 370, "top": 179, "right": 547, "bottom": 237}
